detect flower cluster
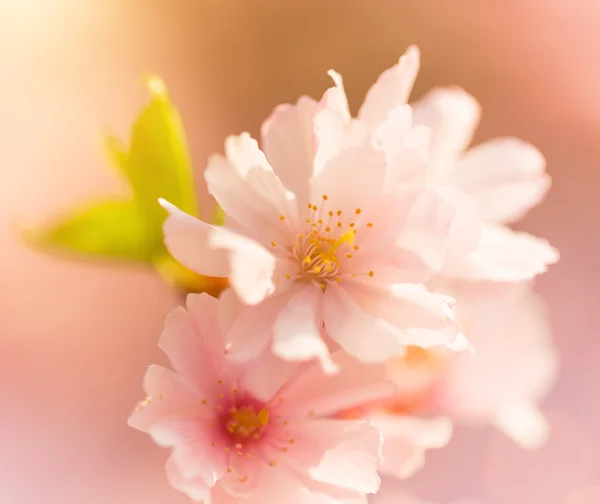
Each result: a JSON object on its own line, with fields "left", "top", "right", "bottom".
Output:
{"left": 130, "top": 46, "right": 558, "bottom": 503}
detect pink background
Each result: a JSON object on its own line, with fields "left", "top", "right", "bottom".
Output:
{"left": 1, "top": 1, "right": 599, "bottom": 503}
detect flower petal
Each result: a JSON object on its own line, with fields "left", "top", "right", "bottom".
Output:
{"left": 397, "top": 187, "right": 481, "bottom": 274}
{"left": 373, "top": 415, "right": 452, "bottom": 478}
{"left": 165, "top": 455, "right": 213, "bottom": 502}
{"left": 451, "top": 138, "right": 550, "bottom": 223}
{"left": 159, "top": 300, "right": 223, "bottom": 394}
{"left": 160, "top": 199, "right": 229, "bottom": 278}
{"left": 493, "top": 401, "right": 550, "bottom": 450}
{"left": 443, "top": 223, "right": 559, "bottom": 282}
{"left": 372, "top": 105, "right": 430, "bottom": 188}
{"left": 358, "top": 46, "right": 420, "bottom": 130}
{"left": 238, "top": 349, "right": 301, "bottom": 404}
{"left": 217, "top": 455, "right": 265, "bottom": 498}
{"left": 309, "top": 145, "right": 386, "bottom": 222}
{"left": 438, "top": 283, "right": 558, "bottom": 429}
{"left": 323, "top": 283, "right": 410, "bottom": 362}
{"left": 205, "top": 133, "right": 298, "bottom": 244}
{"left": 326, "top": 281, "right": 458, "bottom": 360}
{"left": 225, "top": 290, "right": 293, "bottom": 362}
{"left": 313, "top": 71, "right": 366, "bottom": 175}
{"left": 272, "top": 284, "right": 337, "bottom": 373}
{"left": 308, "top": 421, "right": 382, "bottom": 494}
{"left": 412, "top": 87, "right": 481, "bottom": 181}
{"left": 261, "top": 96, "right": 318, "bottom": 210}
{"left": 273, "top": 419, "right": 382, "bottom": 494}
{"left": 128, "top": 365, "right": 207, "bottom": 442}
{"left": 277, "top": 351, "right": 395, "bottom": 418}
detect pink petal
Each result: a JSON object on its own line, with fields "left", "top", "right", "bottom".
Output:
{"left": 412, "top": 87, "right": 481, "bottom": 181}
{"left": 397, "top": 187, "right": 481, "bottom": 273}
{"left": 325, "top": 282, "right": 457, "bottom": 361}
{"left": 213, "top": 463, "right": 366, "bottom": 504}
{"left": 323, "top": 283, "right": 410, "bottom": 362}
{"left": 269, "top": 419, "right": 382, "bottom": 494}
{"left": 160, "top": 199, "right": 229, "bottom": 278}
{"left": 217, "top": 456, "right": 264, "bottom": 498}
{"left": 171, "top": 439, "right": 228, "bottom": 485}
{"left": 272, "top": 284, "right": 337, "bottom": 373}
{"left": 204, "top": 133, "right": 298, "bottom": 244}
{"left": 261, "top": 96, "right": 318, "bottom": 210}
{"left": 451, "top": 138, "right": 550, "bottom": 223}
{"left": 308, "top": 421, "right": 381, "bottom": 494}
{"left": 492, "top": 401, "right": 550, "bottom": 450}
{"left": 165, "top": 455, "right": 213, "bottom": 502}
{"left": 372, "top": 105, "right": 430, "bottom": 187}
{"left": 373, "top": 415, "right": 452, "bottom": 478}
{"left": 159, "top": 297, "right": 223, "bottom": 394}
{"left": 443, "top": 223, "right": 559, "bottom": 282}
{"left": 217, "top": 287, "right": 243, "bottom": 336}
{"left": 209, "top": 227, "right": 278, "bottom": 305}
{"left": 276, "top": 351, "right": 395, "bottom": 418}
{"left": 313, "top": 71, "right": 366, "bottom": 174}
{"left": 439, "top": 283, "right": 558, "bottom": 424}
{"left": 161, "top": 199, "right": 278, "bottom": 304}
{"left": 309, "top": 145, "right": 386, "bottom": 223}
{"left": 128, "top": 365, "right": 208, "bottom": 443}
{"left": 225, "top": 292, "right": 292, "bottom": 362}
{"left": 237, "top": 349, "right": 301, "bottom": 403}
{"left": 358, "top": 46, "right": 420, "bottom": 129}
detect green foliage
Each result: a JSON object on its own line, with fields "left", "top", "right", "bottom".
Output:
{"left": 28, "top": 75, "right": 198, "bottom": 266}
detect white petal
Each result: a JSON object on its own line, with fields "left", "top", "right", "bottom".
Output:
{"left": 493, "top": 402, "right": 550, "bottom": 450}
{"left": 451, "top": 138, "right": 550, "bottom": 223}
{"left": 412, "top": 87, "right": 481, "bottom": 181}
{"left": 358, "top": 46, "right": 420, "bottom": 129}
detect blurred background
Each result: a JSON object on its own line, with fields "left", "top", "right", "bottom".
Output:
{"left": 1, "top": 1, "right": 599, "bottom": 503}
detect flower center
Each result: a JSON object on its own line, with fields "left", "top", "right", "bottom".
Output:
{"left": 288, "top": 195, "right": 374, "bottom": 288}
{"left": 226, "top": 406, "right": 270, "bottom": 441}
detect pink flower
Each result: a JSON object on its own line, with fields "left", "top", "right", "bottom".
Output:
{"left": 354, "top": 46, "right": 558, "bottom": 280}
{"left": 410, "top": 87, "right": 559, "bottom": 281}
{"left": 339, "top": 401, "right": 452, "bottom": 480}
{"left": 128, "top": 292, "right": 396, "bottom": 503}
{"left": 159, "top": 58, "right": 462, "bottom": 365}
{"left": 430, "top": 280, "right": 558, "bottom": 449}
{"left": 336, "top": 281, "right": 557, "bottom": 480}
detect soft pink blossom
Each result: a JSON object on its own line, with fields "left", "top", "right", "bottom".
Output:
{"left": 129, "top": 292, "right": 396, "bottom": 503}
{"left": 336, "top": 280, "right": 557, "bottom": 481}
{"left": 431, "top": 280, "right": 558, "bottom": 449}
{"left": 377, "top": 281, "right": 558, "bottom": 452}
{"left": 355, "top": 46, "right": 557, "bottom": 280}
{"left": 411, "top": 87, "right": 559, "bottom": 281}
{"left": 160, "top": 56, "right": 463, "bottom": 365}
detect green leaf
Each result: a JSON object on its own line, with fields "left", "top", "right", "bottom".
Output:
{"left": 25, "top": 200, "right": 159, "bottom": 262}
{"left": 104, "top": 134, "right": 129, "bottom": 174}
{"left": 125, "top": 75, "right": 198, "bottom": 225}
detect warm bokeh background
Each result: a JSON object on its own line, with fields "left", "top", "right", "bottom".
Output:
{"left": 2, "top": 1, "right": 599, "bottom": 503}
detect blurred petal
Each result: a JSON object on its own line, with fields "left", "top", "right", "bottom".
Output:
{"left": 412, "top": 87, "right": 481, "bottom": 181}
{"left": 358, "top": 46, "right": 420, "bottom": 129}
{"left": 493, "top": 401, "right": 550, "bottom": 450}
{"left": 451, "top": 138, "right": 550, "bottom": 223}
{"left": 443, "top": 223, "right": 559, "bottom": 282}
